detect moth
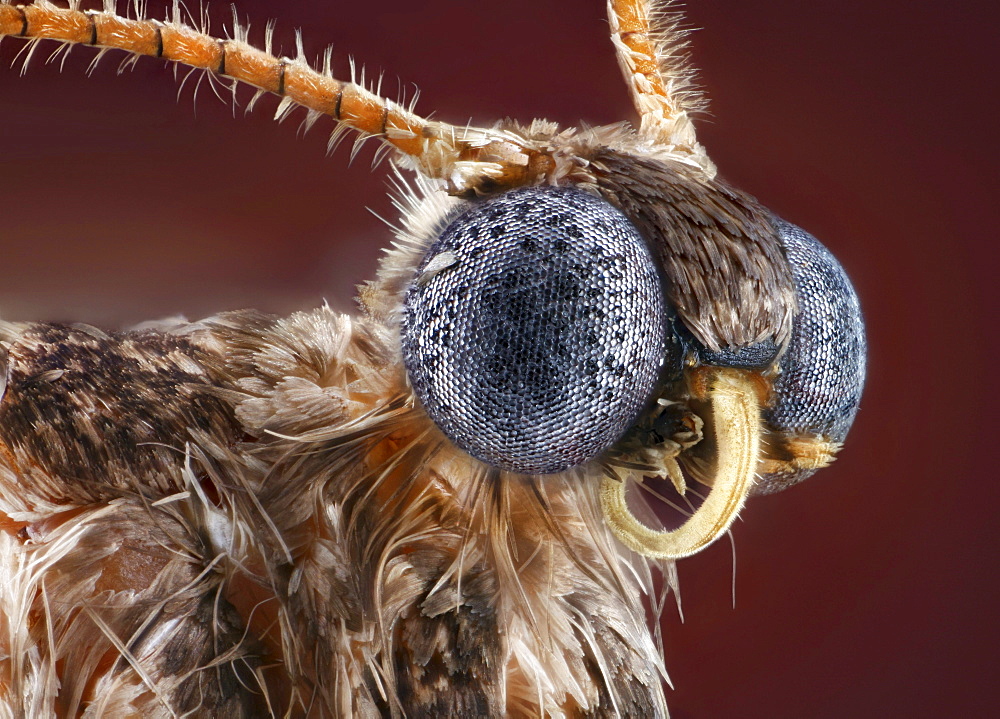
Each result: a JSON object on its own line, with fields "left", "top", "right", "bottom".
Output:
{"left": 0, "top": 1, "right": 866, "bottom": 717}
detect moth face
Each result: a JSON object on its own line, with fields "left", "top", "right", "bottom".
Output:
{"left": 397, "top": 177, "right": 866, "bottom": 502}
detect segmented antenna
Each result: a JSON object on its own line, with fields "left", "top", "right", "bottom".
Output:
{"left": 0, "top": 0, "right": 552, "bottom": 192}
{"left": 608, "top": 0, "right": 712, "bottom": 174}
{"left": 1, "top": 1, "right": 715, "bottom": 190}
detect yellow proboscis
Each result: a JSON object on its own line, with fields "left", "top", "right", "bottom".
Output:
{"left": 601, "top": 368, "right": 760, "bottom": 559}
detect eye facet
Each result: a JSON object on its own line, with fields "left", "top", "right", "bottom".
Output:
{"left": 402, "top": 187, "right": 674, "bottom": 474}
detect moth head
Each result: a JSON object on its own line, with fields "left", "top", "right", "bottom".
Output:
{"left": 372, "top": 142, "right": 865, "bottom": 559}
{"left": 0, "top": 0, "right": 864, "bottom": 560}
{"left": 356, "top": 3, "right": 867, "bottom": 560}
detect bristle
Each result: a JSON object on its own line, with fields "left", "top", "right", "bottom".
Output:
{"left": 85, "top": 44, "right": 109, "bottom": 73}
{"left": 348, "top": 131, "right": 375, "bottom": 164}
{"left": 116, "top": 47, "right": 139, "bottom": 73}
{"left": 228, "top": 5, "right": 248, "bottom": 45}
{"left": 325, "top": 121, "right": 351, "bottom": 156}
{"left": 262, "top": 17, "right": 273, "bottom": 54}
{"left": 42, "top": 36, "right": 68, "bottom": 67}
{"left": 246, "top": 85, "right": 265, "bottom": 112}
{"left": 298, "top": 107, "right": 322, "bottom": 135}
{"left": 646, "top": 0, "right": 707, "bottom": 114}
{"left": 321, "top": 43, "right": 332, "bottom": 76}
{"left": 174, "top": 62, "right": 196, "bottom": 101}
{"left": 272, "top": 93, "right": 294, "bottom": 122}
{"left": 15, "top": 37, "right": 44, "bottom": 77}
{"left": 370, "top": 139, "right": 393, "bottom": 168}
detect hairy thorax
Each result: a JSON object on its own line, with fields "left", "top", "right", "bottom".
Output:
{"left": 0, "top": 307, "right": 668, "bottom": 717}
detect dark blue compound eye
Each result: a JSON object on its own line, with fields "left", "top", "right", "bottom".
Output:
{"left": 757, "top": 217, "right": 867, "bottom": 492}
{"left": 767, "top": 217, "right": 866, "bottom": 440}
{"left": 401, "top": 186, "right": 675, "bottom": 474}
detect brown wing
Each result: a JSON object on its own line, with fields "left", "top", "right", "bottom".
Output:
{"left": 0, "top": 318, "right": 267, "bottom": 717}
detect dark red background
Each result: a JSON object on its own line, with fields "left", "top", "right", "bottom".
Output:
{"left": 1, "top": 1, "right": 995, "bottom": 716}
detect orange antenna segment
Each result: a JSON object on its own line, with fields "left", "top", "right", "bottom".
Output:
{"left": 607, "top": 0, "right": 710, "bottom": 171}
{"left": 0, "top": 1, "right": 537, "bottom": 190}
{"left": 610, "top": 0, "right": 675, "bottom": 112}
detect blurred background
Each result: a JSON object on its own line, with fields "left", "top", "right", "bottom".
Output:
{"left": 0, "top": 1, "right": 995, "bottom": 716}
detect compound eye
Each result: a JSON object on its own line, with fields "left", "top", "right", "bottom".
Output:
{"left": 401, "top": 187, "right": 674, "bottom": 474}
{"left": 755, "top": 217, "right": 867, "bottom": 493}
